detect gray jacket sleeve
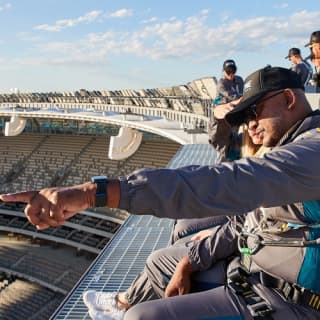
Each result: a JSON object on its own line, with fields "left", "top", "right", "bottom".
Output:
{"left": 119, "top": 133, "right": 320, "bottom": 220}
{"left": 208, "top": 116, "right": 232, "bottom": 154}
{"left": 208, "top": 115, "right": 241, "bottom": 163}
{"left": 187, "top": 216, "right": 243, "bottom": 271}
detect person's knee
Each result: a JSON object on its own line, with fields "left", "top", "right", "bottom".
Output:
{"left": 145, "top": 248, "right": 164, "bottom": 269}
{"left": 124, "top": 305, "right": 144, "bottom": 320}
{"left": 124, "top": 303, "right": 164, "bottom": 320}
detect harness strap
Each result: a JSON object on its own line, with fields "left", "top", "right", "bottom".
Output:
{"left": 260, "top": 272, "right": 320, "bottom": 312}
{"left": 228, "top": 267, "right": 274, "bottom": 320}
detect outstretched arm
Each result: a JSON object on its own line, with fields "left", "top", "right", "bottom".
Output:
{"left": 0, "top": 180, "right": 120, "bottom": 230}
{"left": 1, "top": 133, "right": 320, "bottom": 226}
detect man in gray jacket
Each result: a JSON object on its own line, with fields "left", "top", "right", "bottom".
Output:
{"left": 285, "top": 47, "right": 313, "bottom": 87}
{"left": 214, "top": 59, "right": 244, "bottom": 105}
{"left": 1, "top": 66, "right": 320, "bottom": 319}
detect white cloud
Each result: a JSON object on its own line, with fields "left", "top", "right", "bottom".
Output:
{"left": 0, "top": 2, "right": 11, "bottom": 11}
{"left": 220, "top": 13, "right": 231, "bottom": 22}
{"left": 35, "top": 24, "right": 62, "bottom": 32}
{"left": 141, "top": 16, "right": 158, "bottom": 24}
{"left": 273, "top": 3, "right": 289, "bottom": 9}
{"left": 25, "top": 9, "right": 320, "bottom": 67}
{"left": 78, "top": 10, "right": 102, "bottom": 23}
{"left": 34, "top": 10, "right": 103, "bottom": 32}
{"left": 200, "top": 9, "right": 210, "bottom": 16}
{"left": 109, "top": 8, "right": 133, "bottom": 18}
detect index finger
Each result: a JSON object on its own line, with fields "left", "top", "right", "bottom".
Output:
{"left": 0, "top": 191, "right": 39, "bottom": 203}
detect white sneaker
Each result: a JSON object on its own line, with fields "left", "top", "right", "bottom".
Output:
{"left": 88, "top": 308, "right": 125, "bottom": 320}
{"left": 83, "top": 290, "right": 120, "bottom": 312}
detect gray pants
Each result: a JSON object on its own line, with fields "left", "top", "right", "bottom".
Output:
{"left": 170, "top": 216, "right": 228, "bottom": 243}
{"left": 125, "top": 283, "right": 320, "bottom": 320}
{"left": 124, "top": 236, "right": 227, "bottom": 306}
{"left": 124, "top": 216, "right": 240, "bottom": 306}
{"left": 124, "top": 260, "right": 320, "bottom": 320}
{"left": 123, "top": 249, "right": 320, "bottom": 320}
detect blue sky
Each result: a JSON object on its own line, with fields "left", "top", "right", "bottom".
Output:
{"left": 0, "top": 0, "right": 319, "bottom": 93}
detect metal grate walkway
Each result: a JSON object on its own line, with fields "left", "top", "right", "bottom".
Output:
{"left": 51, "top": 144, "right": 217, "bottom": 319}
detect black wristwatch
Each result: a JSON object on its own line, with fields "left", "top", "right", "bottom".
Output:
{"left": 91, "top": 176, "right": 108, "bottom": 207}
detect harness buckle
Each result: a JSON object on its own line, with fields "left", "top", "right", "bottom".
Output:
{"left": 247, "top": 301, "right": 274, "bottom": 318}
{"left": 228, "top": 266, "right": 249, "bottom": 284}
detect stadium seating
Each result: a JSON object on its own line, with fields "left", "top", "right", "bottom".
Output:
{"left": 0, "top": 134, "right": 45, "bottom": 184}
{"left": 0, "top": 129, "right": 181, "bottom": 319}
{"left": 0, "top": 77, "right": 217, "bottom": 116}
{"left": 0, "top": 278, "right": 64, "bottom": 320}
{"left": 0, "top": 133, "right": 179, "bottom": 192}
{"left": 0, "top": 239, "right": 87, "bottom": 291}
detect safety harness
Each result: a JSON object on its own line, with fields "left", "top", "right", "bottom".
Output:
{"left": 260, "top": 272, "right": 320, "bottom": 312}
{"left": 236, "top": 226, "right": 320, "bottom": 314}
{"left": 238, "top": 229, "right": 320, "bottom": 256}
{"left": 226, "top": 122, "right": 320, "bottom": 318}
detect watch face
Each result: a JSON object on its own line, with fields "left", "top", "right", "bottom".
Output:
{"left": 92, "top": 175, "right": 107, "bottom": 182}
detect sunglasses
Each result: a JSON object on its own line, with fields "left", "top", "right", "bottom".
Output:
{"left": 244, "top": 90, "right": 285, "bottom": 123}
{"left": 309, "top": 43, "right": 320, "bottom": 48}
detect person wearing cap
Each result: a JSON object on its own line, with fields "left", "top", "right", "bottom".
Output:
{"left": 171, "top": 99, "right": 267, "bottom": 244}
{"left": 214, "top": 59, "right": 244, "bottom": 106}
{"left": 209, "top": 60, "right": 243, "bottom": 156}
{"left": 305, "top": 30, "right": 320, "bottom": 88}
{"left": 285, "top": 47, "right": 312, "bottom": 87}
{"left": 1, "top": 65, "right": 320, "bottom": 319}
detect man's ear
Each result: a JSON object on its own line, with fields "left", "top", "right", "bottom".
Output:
{"left": 283, "top": 89, "right": 296, "bottom": 110}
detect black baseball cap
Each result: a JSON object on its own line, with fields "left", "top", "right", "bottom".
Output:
{"left": 225, "top": 66, "right": 304, "bottom": 126}
{"left": 305, "top": 30, "right": 320, "bottom": 47}
{"left": 223, "top": 59, "right": 237, "bottom": 74}
{"left": 285, "top": 47, "right": 301, "bottom": 59}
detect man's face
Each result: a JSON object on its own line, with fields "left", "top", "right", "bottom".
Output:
{"left": 225, "top": 72, "right": 235, "bottom": 80}
{"left": 289, "top": 55, "right": 299, "bottom": 64}
{"left": 246, "top": 91, "right": 288, "bottom": 147}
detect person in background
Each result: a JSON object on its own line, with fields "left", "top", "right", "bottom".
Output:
{"left": 208, "top": 97, "right": 266, "bottom": 162}
{"left": 305, "top": 30, "right": 320, "bottom": 89}
{"left": 285, "top": 47, "right": 312, "bottom": 87}
{"left": 213, "top": 59, "right": 244, "bottom": 106}
{"left": 209, "top": 60, "right": 244, "bottom": 163}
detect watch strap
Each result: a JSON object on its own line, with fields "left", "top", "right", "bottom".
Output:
{"left": 91, "top": 176, "right": 108, "bottom": 207}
